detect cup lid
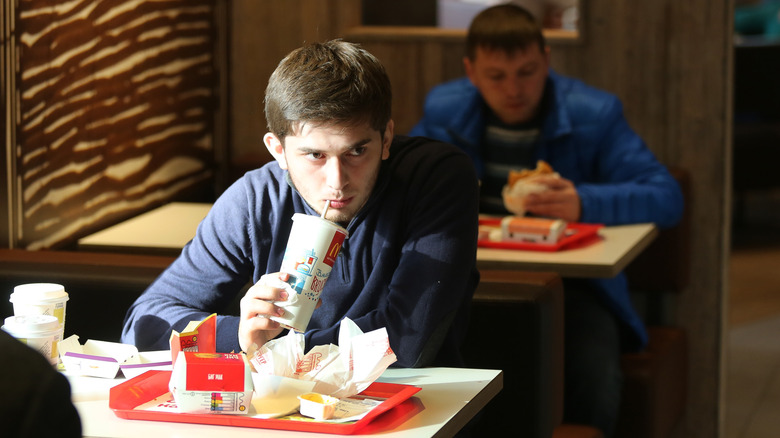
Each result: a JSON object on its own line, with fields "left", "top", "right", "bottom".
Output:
{"left": 3, "top": 314, "right": 60, "bottom": 333}
{"left": 10, "top": 283, "right": 68, "bottom": 303}
{"left": 291, "top": 213, "right": 349, "bottom": 236}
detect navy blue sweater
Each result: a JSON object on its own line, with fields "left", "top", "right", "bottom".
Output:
{"left": 121, "top": 136, "right": 480, "bottom": 367}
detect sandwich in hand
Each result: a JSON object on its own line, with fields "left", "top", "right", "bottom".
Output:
{"left": 502, "top": 160, "right": 559, "bottom": 216}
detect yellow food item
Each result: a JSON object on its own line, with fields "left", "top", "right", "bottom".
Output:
{"left": 507, "top": 160, "right": 554, "bottom": 187}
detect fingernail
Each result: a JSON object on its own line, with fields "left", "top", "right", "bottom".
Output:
{"left": 280, "top": 290, "right": 288, "bottom": 300}
{"left": 277, "top": 307, "right": 286, "bottom": 316}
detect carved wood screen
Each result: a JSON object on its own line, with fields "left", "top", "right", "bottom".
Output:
{"left": 2, "top": 0, "right": 219, "bottom": 250}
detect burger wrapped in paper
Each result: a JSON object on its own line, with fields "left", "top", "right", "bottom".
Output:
{"left": 502, "top": 160, "right": 559, "bottom": 216}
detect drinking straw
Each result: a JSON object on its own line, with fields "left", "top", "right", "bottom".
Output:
{"left": 321, "top": 200, "right": 330, "bottom": 218}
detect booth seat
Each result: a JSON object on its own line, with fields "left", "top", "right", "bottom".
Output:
{"left": 555, "top": 167, "right": 691, "bottom": 438}
{"left": 464, "top": 269, "right": 565, "bottom": 438}
{"left": 617, "top": 167, "right": 690, "bottom": 438}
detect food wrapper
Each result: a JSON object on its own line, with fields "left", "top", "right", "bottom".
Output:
{"left": 249, "top": 317, "right": 396, "bottom": 399}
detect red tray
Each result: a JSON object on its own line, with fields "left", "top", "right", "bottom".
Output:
{"left": 109, "top": 370, "right": 422, "bottom": 434}
{"left": 478, "top": 219, "right": 603, "bottom": 252}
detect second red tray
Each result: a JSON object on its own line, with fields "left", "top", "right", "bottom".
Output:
{"left": 478, "top": 219, "right": 604, "bottom": 252}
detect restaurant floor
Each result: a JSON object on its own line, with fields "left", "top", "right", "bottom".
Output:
{"left": 724, "top": 190, "right": 780, "bottom": 438}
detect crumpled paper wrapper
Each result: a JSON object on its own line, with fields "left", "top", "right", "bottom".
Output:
{"left": 249, "top": 317, "right": 396, "bottom": 399}
{"left": 502, "top": 173, "right": 560, "bottom": 216}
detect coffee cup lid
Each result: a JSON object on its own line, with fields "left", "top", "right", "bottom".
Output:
{"left": 10, "top": 283, "right": 68, "bottom": 303}
{"left": 3, "top": 314, "right": 60, "bottom": 334}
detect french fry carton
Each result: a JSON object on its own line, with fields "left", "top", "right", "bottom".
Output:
{"left": 170, "top": 313, "right": 217, "bottom": 366}
{"left": 169, "top": 351, "right": 253, "bottom": 414}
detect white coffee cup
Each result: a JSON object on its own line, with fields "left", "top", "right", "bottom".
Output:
{"left": 269, "top": 213, "right": 348, "bottom": 332}
{"left": 2, "top": 314, "right": 62, "bottom": 365}
{"left": 10, "top": 283, "right": 69, "bottom": 342}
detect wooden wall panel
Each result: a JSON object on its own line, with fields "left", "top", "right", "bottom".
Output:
{"left": 229, "top": 0, "right": 362, "bottom": 167}
{"left": 344, "top": 29, "right": 451, "bottom": 136}
{"left": 8, "top": 0, "right": 220, "bottom": 250}
{"left": 345, "top": 30, "right": 468, "bottom": 135}
{"left": 345, "top": 27, "right": 579, "bottom": 135}
{"left": 1, "top": 1, "right": 13, "bottom": 248}
{"left": 551, "top": 3, "right": 672, "bottom": 161}
{"left": 554, "top": 5, "right": 732, "bottom": 436}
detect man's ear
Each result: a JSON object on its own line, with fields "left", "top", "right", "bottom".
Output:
{"left": 264, "top": 132, "right": 288, "bottom": 169}
{"left": 463, "top": 56, "right": 476, "bottom": 85}
{"left": 543, "top": 45, "right": 551, "bottom": 68}
{"left": 382, "top": 120, "right": 394, "bottom": 160}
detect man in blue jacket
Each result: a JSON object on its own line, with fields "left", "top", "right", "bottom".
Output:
{"left": 410, "top": 4, "right": 683, "bottom": 436}
{"left": 122, "top": 40, "right": 480, "bottom": 369}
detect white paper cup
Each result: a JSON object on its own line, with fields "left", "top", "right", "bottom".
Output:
{"left": 10, "top": 283, "right": 68, "bottom": 342}
{"left": 270, "top": 213, "right": 348, "bottom": 332}
{"left": 2, "top": 315, "right": 62, "bottom": 365}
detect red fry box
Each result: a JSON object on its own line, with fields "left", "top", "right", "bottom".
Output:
{"left": 501, "top": 216, "right": 567, "bottom": 244}
{"left": 170, "top": 313, "right": 217, "bottom": 366}
{"left": 169, "top": 351, "right": 254, "bottom": 415}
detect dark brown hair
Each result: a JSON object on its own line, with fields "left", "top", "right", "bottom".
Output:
{"left": 264, "top": 40, "right": 392, "bottom": 140}
{"left": 466, "top": 3, "right": 547, "bottom": 60}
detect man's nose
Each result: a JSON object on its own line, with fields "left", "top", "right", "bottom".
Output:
{"left": 505, "top": 78, "right": 523, "bottom": 98}
{"left": 325, "top": 157, "right": 347, "bottom": 190}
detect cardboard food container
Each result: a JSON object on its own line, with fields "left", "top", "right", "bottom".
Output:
{"left": 169, "top": 351, "right": 253, "bottom": 415}
{"left": 501, "top": 216, "right": 567, "bottom": 244}
{"left": 170, "top": 313, "right": 216, "bottom": 366}
{"left": 120, "top": 350, "right": 174, "bottom": 379}
{"left": 59, "top": 336, "right": 140, "bottom": 378}
{"left": 297, "top": 392, "right": 339, "bottom": 420}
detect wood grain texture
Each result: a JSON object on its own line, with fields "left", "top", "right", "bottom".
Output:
{"left": 228, "top": 0, "right": 362, "bottom": 165}
{"left": 12, "top": 0, "right": 219, "bottom": 250}
{"left": 345, "top": 26, "right": 577, "bottom": 135}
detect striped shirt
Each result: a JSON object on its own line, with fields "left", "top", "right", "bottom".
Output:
{"left": 480, "top": 115, "right": 541, "bottom": 214}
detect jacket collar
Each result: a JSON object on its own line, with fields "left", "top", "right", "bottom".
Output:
{"left": 447, "top": 70, "right": 574, "bottom": 146}
{"left": 445, "top": 81, "right": 486, "bottom": 150}
{"left": 541, "top": 70, "right": 573, "bottom": 141}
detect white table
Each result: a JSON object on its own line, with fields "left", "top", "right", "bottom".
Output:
{"left": 77, "top": 203, "right": 212, "bottom": 254}
{"left": 477, "top": 223, "right": 658, "bottom": 278}
{"left": 68, "top": 367, "right": 503, "bottom": 438}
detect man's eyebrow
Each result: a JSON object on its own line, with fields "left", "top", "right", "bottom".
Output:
{"left": 520, "top": 60, "right": 540, "bottom": 69}
{"left": 346, "top": 138, "right": 372, "bottom": 150}
{"left": 297, "top": 138, "right": 372, "bottom": 154}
